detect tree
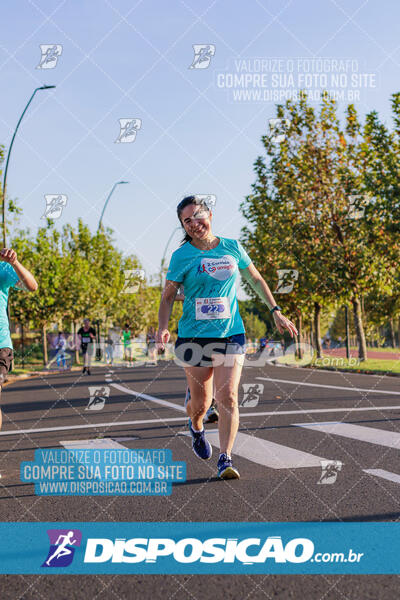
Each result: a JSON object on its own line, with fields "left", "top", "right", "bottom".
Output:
{"left": 10, "top": 220, "right": 151, "bottom": 364}
{"left": 241, "top": 93, "right": 396, "bottom": 361}
{"left": 11, "top": 224, "right": 64, "bottom": 364}
{"left": 239, "top": 306, "right": 266, "bottom": 340}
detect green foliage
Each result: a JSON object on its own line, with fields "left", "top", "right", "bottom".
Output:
{"left": 240, "top": 310, "right": 266, "bottom": 340}
{"left": 9, "top": 220, "right": 164, "bottom": 336}
{"left": 241, "top": 93, "right": 400, "bottom": 356}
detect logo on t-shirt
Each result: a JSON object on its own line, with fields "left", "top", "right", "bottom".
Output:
{"left": 198, "top": 256, "right": 237, "bottom": 281}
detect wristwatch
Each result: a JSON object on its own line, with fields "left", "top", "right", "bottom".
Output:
{"left": 270, "top": 305, "right": 282, "bottom": 314}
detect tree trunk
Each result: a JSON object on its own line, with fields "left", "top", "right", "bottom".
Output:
{"left": 74, "top": 321, "right": 80, "bottom": 365}
{"left": 296, "top": 311, "right": 303, "bottom": 360}
{"left": 42, "top": 324, "right": 48, "bottom": 365}
{"left": 313, "top": 302, "right": 322, "bottom": 358}
{"left": 389, "top": 318, "right": 395, "bottom": 348}
{"left": 352, "top": 297, "right": 367, "bottom": 361}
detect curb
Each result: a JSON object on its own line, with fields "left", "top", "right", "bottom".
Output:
{"left": 301, "top": 364, "right": 400, "bottom": 378}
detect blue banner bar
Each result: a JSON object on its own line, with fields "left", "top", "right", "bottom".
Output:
{"left": 0, "top": 522, "right": 399, "bottom": 574}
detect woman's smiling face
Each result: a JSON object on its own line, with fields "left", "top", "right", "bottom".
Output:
{"left": 180, "top": 203, "right": 212, "bottom": 241}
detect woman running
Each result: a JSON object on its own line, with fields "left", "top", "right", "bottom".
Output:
{"left": 78, "top": 318, "right": 96, "bottom": 375}
{"left": 156, "top": 196, "right": 297, "bottom": 479}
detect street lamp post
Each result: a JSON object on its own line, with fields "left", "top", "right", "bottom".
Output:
{"left": 98, "top": 181, "right": 129, "bottom": 231}
{"left": 160, "top": 226, "right": 181, "bottom": 290}
{"left": 1, "top": 85, "right": 56, "bottom": 247}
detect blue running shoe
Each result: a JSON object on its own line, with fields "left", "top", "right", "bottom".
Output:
{"left": 188, "top": 422, "right": 212, "bottom": 460}
{"left": 203, "top": 401, "right": 219, "bottom": 424}
{"left": 217, "top": 453, "right": 240, "bottom": 479}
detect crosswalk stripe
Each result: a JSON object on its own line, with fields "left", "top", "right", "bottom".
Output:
{"left": 296, "top": 422, "right": 400, "bottom": 449}
{"left": 363, "top": 469, "right": 400, "bottom": 485}
{"left": 181, "top": 430, "right": 331, "bottom": 469}
{"left": 255, "top": 377, "right": 400, "bottom": 395}
{"left": 110, "top": 383, "right": 185, "bottom": 412}
{"left": 1, "top": 405, "right": 399, "bottom": 438}
{"left": 60, "top": 438, "right": 127, "bottom": 450}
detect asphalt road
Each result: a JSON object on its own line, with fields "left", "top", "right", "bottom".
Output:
{"left": 0, "top": 358, "right": 399, "bottom": 599}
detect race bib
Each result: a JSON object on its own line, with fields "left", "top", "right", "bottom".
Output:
{"left": 81, "top": 336, "right": 91, "bottom": 343}
{"left": 195, "top": 297, "right": 231, "bottom": 320}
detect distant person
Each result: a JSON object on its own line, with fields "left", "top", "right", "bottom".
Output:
{"left": 0, "top": 248, "right": 37, "bottom": 444}
{"left": 259, "top": 336, "right": 267, "bottom": 351}
{"left": 105, "top": 334, "right": 114, "bottom": 365}
{"left": 146, "top": 327, "right": 157, "bottom": 363}
{"left": 121, "top": 324, "right": 132, "bottom": 363}
{"left": 56, "top": 333, "right": 68, "bottom": 369}
{"left": 78, "top": 319, "right": 96, "bottom": 375}
{"left": 46, "top": 332, "right": 69, "bottom": 370}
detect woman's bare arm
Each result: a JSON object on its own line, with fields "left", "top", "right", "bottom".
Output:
{"left": 157, "top": 280, "right": 180, "bottom": 347}
{"left": 240, "top": 263, "right": 298, "bottom": 337}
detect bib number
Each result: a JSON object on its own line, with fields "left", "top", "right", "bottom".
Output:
{"left": 195, "top": 297, "right": 231, "bottom": 320}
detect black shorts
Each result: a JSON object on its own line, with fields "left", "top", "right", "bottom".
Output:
{"left": 81, "top": 343, "right": 92, "bottom": 355}
{"left": 0, "top": 347, "right": 13, "bottom": 388}
{"left": 175, "top": 334, "right": 246, "bottom": 367}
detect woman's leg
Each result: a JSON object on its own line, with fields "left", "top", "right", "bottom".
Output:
{"left": 184, "top": 365, "right": 213, "bottom": 431}
{"left": 212, "top": 354, "right": 244, "bottom": 456}
{"left": 85, "top": 346, "right": 90, "bottom": 368}
{"left": 81, "top": 346, "right": 88, "bottom": 371}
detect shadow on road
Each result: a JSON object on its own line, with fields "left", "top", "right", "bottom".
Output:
{"left": 315, "top": 512, "right": 400, "bottom": 521}
{"left": 174, "top": 476, "right": 220, "bottom": 485}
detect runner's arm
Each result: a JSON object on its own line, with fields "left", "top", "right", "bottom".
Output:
{"left": 0, "top": 249, "right": 38, "bottom": 291}
{"left": 240, "top": 263, "right": 298, "bottom": 337}
{"left": 157, "top": 280, "right": 180, "bottom": 346}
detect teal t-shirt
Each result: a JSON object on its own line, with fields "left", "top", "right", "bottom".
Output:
{"left": 166, "top": 237, "right": 252, "bottom": 338}
{"left": 0, "top": 262, "right": 19, "bottom": 349}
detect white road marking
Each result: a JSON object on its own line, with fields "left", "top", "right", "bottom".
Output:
{"left": 242, "top": 406, "right": 400, "bottom": 416}
{"left": 181, "top": 430, "right": 330, "bottom": 469}
{"left": 60, "top": 438, "right": 127, "bottom": 450}
{"left": 1, "top": 405, "right": 399, "bottom": 437}
{"left": 296, "top": 422, "right": 400, "bottom": 449}
{"left": 256, "top": 377, "right": 400, "bottom": 395}
{"left": 110, "top": 383, "right": 185, "bottom": 412}
{"left": 363, "top": 469, "right": 400, "bottom": 484}
{"left": 0, "top": 417, "right": 187, "bottom": 436}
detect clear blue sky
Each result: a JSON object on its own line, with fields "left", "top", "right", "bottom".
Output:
{"left": 0, "top": 0, "right": 399, "bottom": 283}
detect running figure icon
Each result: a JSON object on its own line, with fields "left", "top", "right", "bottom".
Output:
{"left": 45, "top": 531, "right": 78, "bottom": 566}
